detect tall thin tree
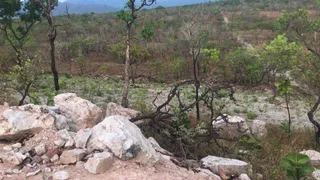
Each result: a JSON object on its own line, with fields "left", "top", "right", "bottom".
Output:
{"left": 31, "top": 0, "right": 60, "bottom": 91}
{"left": 117, "top": 0, "right": 156, "bottom": 108}
{"left": 181, "top": 20, "right": 208, "bottom": 120}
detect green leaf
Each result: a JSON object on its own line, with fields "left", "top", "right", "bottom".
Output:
{"left": 286, "top": 170, "right": 297, "bottom": 180}
{"left": 287, "top": 152, "right": 310, "bottom": 165}
{"left": 300, "top": 165, "right": 315, "bottom": 176}
{"left": 280, "top": 158, "right": 294, "bottom": 170}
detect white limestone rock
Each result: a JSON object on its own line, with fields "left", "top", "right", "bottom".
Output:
{"left": 212, "top": 115, "right": 250, "bottom": 138}
{"left": 74, "top": 128, "right": 92, "bottom": 149}
{"left": 300, "top": 150, "right": 320, "bottom": 166}
{"left": 54, "top": 93, "right": 103, "bottom": 130}
{"left": 201, "top": 155, "right": 250, "bottom": 175}
{"left": 60, "top": 149, "right": 86, "bottom": 165}
{"left": 84, "top": 152, "right": 114, "bottom": 174}
{"left": 87, "top": 115, "right": 160, "bottom": 166}
{"left": 251, "top": 120, "right": 267, "bottom": 138}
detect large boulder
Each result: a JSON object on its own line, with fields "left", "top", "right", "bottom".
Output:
{"left": 87, "top": 115, "right": 160, "bottom": 166}
{"left": 251, "top": 120, "right": 267, "bottom": 139}
{"left": 200, "top": 155, "right": 251, "bottom": 176}
{"left": 300, "top": 150, "right": 320, "bottom": 166}
{"left": 0, "top": 104, "right": 56, "bottom": 141}
{"left": 105, "top": 103, "right": 140, "bottom": 119}
{"left": 54, "top": 93, "right": 103, "bottom": 130}
{"left": 212, "top": 115, "right": 250, "bottom": 138}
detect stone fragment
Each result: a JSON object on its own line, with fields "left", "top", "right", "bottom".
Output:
{"left": 148, "top": 137, "right": 173, "bottom": 156}
{"left": 84, "top": 152, "right": 114, "bottom": 174}
{"left": 6, "top": 152, "right": 26, "bottom": 165}
{"left": 58, "top": 130, "right": 75, "bottom": 148}
{"left": 300, "top": 150, "right": 320, "bottom": 166}
{"left": 26, "top": 169, "right": 41, "bottom": 177}
{"left": 3, "top": 145, "right": 12, "bottom": 151}
{"left": 60, "top": 149, "right": 86, "bottom": 165}
{"left": 54, "top": 139, "right": 66, "bottom": 147}
{"left": 43, "top": 167, "right": 52, "bottom": 173}
{"left": 105, "top": 103, "right": 140, "bottom": 119}
{"left": 41, "top": 154, "right": 49, "bottom": 160}
{"left": 11, "top": 143, "right": 22, "bottom": 149}
{"left": 74, "top": 128, "right": 92, "bottom": 149}
{"left": 53, "top": 171, "right": 70, "bottom": 180}
{"left": 35, "top": 144, "right": 47, "bottom": 156}
{"left": 51, "top": 154, "right": 59, "bottom": 162}
{"left": 212, "top": 115, "right": 250, "bottom": 138}
{"left": 312, "top": 169, "right": 320, "bottom": 180}
{"left": 32, "top": 155, "right": 42, "bottom": 163}
{"left": 238, "top": 174, "right": 251, "bottom": 180}
{"left": 251, "top": 120, "right": 267, "bottom": 138}
{"left": 75, "top": 161, "right": 85, "bottom": 169}
{"left": 12, "top": 169, "right": 20, "bottom": 174}
{"left": 200, "top": 155, "right": 250, "bottom": 175}
{"left": 197, "top": 168, "right": 222, "bottom": 180}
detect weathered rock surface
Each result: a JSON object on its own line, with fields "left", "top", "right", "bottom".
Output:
{"left": 238, "top": 174, "right": 251, "bottom": 180}
{"left": 75, "top": 128, "right": 92, "bottom": 149}
{"left": 50, "top": 154, "right": 59, "bottom": 162}
{"left": 312, "top": 169, "right": 320, "bottom": 180}
{"left": 34, "top": 144, "right": 46, "bottom": 156}
{"left": 0, "top": 104, "right": 55, "bottom": 141}
{"left": 197, "top": 168, "right": 222, "bottom": 180}
{"left": 300, "top": 150, "right": 320, "bottom": 166}
{"left": 87, "top": 115, "right": 160, "bottom": 166}
{"left": 54, "top": 171, "right": 70, "bottom": 180}
{"left": 84, "top": 152, "right": 114, "bottom": 174}
{"left": 105, "top": 103, "right": 140, "bottom": 119}
{"left": 212, "top": 115, "right": 250, "bottom": 138}
{"left": 58, "top": 129, "right": 76, "bottom": 148}
{"left": 60, "top": 149, "right": 86, "bottom": 165}
{"left": 54, "top": 93, "right": 103, "bottom": 130}
{"left": 201, "top": 155, "right": 250, "bottom": 175}
{"left": 5, "top": 152, "right": 27, "bottom": 165}
{"left": 148, "top": 137, "right": 173, "bottom": 156}
{"left": 251, "top": 120, "right": 267, "bottom": 138}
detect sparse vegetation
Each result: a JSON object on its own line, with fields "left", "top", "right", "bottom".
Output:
{"left": 1, "top": 0, "right": 320, "bottom": 179}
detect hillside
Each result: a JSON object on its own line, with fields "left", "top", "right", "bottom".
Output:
{"left": 1, "top": 0, "right": 320, "bottom": 179}
{"left": 63, "top": 0, "right": 211, "bottom": 8}
{"left": 53, "top": 2, "right": 118, "bottom": 15}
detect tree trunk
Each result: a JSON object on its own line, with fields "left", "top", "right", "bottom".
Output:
{"left": 307, "top": 96, "right": 320, "bottom": 144}
{"left": 285, "top": 93, "right": 291, "bottom": 134}
{"left": 50, "top": 35, "right": 60, "bottom": 91}
{"left": 18, "top": 81, "right": 32, "bottom": 106}
{"left": 47, "top": 12, "right": 60, "bottom": 91}
{"left": 121, "top": 25, "right": 131, "bottom": 108}
{"left": 194, "top": 60, "right": 200, "bottom": 120}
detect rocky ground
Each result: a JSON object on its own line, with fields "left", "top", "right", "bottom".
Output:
{"left": 0, "top": 93, "right": 254, "bottom": 180}
{"left": 1, "top": 85, "right": 320, "bottom": 180}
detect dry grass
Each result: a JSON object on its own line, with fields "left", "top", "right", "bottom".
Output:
{"left": 246, "top": 124, "right": 317, "bottom": 179}
{"left": 145, "top": 122, "right": 318, "bottom": 179}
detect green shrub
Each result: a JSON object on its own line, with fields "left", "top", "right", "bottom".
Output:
{"left": 252, "top": 96, "right": 258, "bottom": 102}
{"left": 131, "top": 99, "right": 151, "bottom": 115}
{"left": 218, "top": 89, "right": 230, "bottom": 97}
{"left": 280, "top": 152, "right": 314, "bottom": 180}
{"left": 246, "top": 111, "right": 257, "bottom": 120}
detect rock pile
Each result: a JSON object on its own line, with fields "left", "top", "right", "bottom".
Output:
{"left": 0, "top": 93, "right": 254, "bottom": 180}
